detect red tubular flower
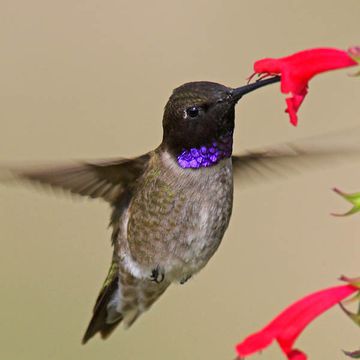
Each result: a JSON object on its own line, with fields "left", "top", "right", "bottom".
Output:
{"left": 252, "top": 48, "right": 358, "bottom": 126}
{"left": 236, "top": 284, "right": 357, "bottom": 360}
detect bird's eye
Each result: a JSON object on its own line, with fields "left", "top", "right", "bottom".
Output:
{"left": 186, "top": 106, "right": 200, "bottom": 118}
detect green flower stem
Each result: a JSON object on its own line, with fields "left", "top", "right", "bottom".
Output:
{"left": 332, "top": 188, "right": 360, "bottom": 216}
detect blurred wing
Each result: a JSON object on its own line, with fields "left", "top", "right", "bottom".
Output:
{"left": 0, "top": 153, "right": 150, "bottom": 203}
{"left": 232, "top": 128, "right": 360, "bottom": 188}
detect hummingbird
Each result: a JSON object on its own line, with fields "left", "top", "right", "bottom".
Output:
{"left": 1, "top": 76, "right": 357, "bottom": 343}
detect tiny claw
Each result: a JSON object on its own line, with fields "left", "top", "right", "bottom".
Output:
{"left": 150, "top": 266, "right": 165, "bottom": 283}
{"left": 180, "top": 274, "right": 192, "bottom": 285}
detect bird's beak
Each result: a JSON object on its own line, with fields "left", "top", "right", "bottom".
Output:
{"left": 231, "top": 76, "right": 280, "bottom": 102}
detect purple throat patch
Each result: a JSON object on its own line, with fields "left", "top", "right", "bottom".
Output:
{"left": 177, "top": 134, "right": 233, "bottom": 169}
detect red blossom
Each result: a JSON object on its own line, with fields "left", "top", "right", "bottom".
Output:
{"left": 236, "top": 284, "right": 357, "bottom": 360}
{"left": 252, "top": 48, "right": 358, "bottom": 126}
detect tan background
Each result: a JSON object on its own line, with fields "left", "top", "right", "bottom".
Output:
{"left": 1, "top": 1, "right": 360, "bottom": 359}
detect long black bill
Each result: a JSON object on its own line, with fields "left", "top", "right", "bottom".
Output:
{"left": 232, "top": 76, "right": 281, "bottom": 101}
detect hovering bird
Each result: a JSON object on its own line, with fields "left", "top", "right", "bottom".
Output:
{"left": 1, "top": 76, "right": 356, "bottom": 343}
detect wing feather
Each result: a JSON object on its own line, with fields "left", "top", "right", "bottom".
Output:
{"left": 232, "top": 128, "right": 360, "bottom": 188}
{"left": 0, "top": 154, "right": 150, "bottom": 203}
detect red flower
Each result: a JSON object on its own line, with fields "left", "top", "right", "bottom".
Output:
{"left": 252, "top": 48, "right": 358, "bottom": 126}
{"left": 236, "top": 284, "right": 357, "bottom": 360}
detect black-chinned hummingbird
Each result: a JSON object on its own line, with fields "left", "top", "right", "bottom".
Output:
{"left": 1, "top": 76, "right": 356, "bottom": 343}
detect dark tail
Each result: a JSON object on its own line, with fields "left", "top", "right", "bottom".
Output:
{"left": 82, "top": 265, "right": 122, "bottom": 344}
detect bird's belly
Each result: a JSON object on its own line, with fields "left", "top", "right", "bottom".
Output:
{"left": 163, "top": 162, "right": 234, "bottom": 281}
{"left": 123, "top": 157, "right": 233, "bottom": 282}
{"left": 166, "top": 200, "right": 232, "bottom": 281}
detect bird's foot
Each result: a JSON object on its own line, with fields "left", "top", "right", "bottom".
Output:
{"left": 180, "top": 274, "right": 192, "bottom": 285}
{"left": 150, "top": 266, "right": 165, "bottom": 283}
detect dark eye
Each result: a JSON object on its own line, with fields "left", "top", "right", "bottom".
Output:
{"left": 186, "top": 106, "right": 200, "bottom": 118}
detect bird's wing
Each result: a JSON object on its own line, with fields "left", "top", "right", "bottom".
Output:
{"left": 232, "top": 128, "right": 360, "bottom": 188}
{"left": 0, "top": 153, "right": 150, "bottom": 203}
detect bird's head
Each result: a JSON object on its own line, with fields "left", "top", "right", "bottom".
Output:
{"left": 162, "top": 77, "right": 279, "bottom": 168}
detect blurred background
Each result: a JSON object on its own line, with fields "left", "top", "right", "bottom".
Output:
{"left": 0, "top": 1, "right": 360, "bottom": 359}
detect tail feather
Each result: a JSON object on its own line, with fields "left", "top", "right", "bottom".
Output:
{"left": 82, "top": 316, "right": 122, "bottom": 344}
{"left": 82, "top": 262, "right": 122, "bottom": 344}
{"left": 82, "top": 261, "right": 171, "bottom": 344}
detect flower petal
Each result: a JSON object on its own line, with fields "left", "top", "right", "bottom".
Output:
{"left": 236, "top": 285, "right": 357, "bottom": 359}
{"left": 252, "top": 48, "right": 358, "bottom": 126}
{"left": 285, "top": 90, "right": 307, "bottom": 126}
